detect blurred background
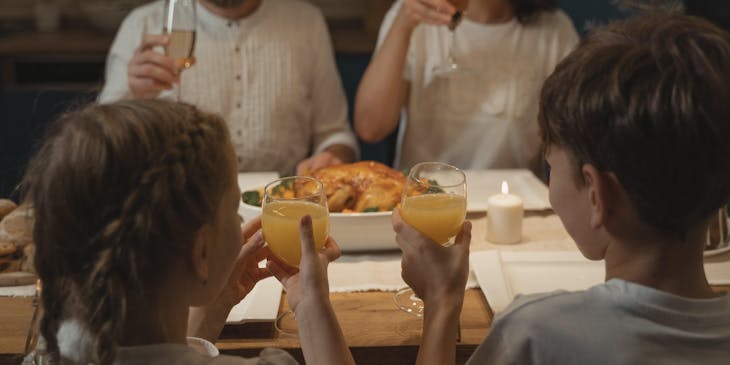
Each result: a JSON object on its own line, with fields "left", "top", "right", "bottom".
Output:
{"left": 0, "top": 0, "right": 727, "bottom": 199}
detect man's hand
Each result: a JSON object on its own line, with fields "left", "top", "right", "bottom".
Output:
{"left": 128, "top": 34, "right": 190, "bottom": 98}
{"left": 296, "top": 144, "right": 354, "bottom": 175}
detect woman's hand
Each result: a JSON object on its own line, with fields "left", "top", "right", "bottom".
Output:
{"left": 392, "top": 208, "right": 471, "bottom": 305}
{"left": 397, "top": 0, "right": 456, "bottom": 29}
{"left": 266, "top": 215, "right": 341, "bottom": 313}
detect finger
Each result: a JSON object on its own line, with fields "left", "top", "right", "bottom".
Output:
{"left": 424, "top": 0, "right": 456, "bottom": 14}
{"left": 454, "top": 221, "right": 472, "bottom": 248}
{"left": 392, "top": 208, "right": 434, "bottom": 247}
{"left": 129, "top": 61, "right": 179, "bottom": 85}
{"left": 411, "top": 0, "right": 452, "bottom": 24}
{"left": 266, "top": 260, "right": 294, "bottom": 286}
{"left": 250, "top": 267, "right": 273, "bottom": 282}
{"left": 128, "top": 77, "right": 174, "bottom": 96}
{"left": 134, "top": 50, "right": 177, "bottom": 74}
{"left": 240, "top": 231, "right": 265, "bottom": 257}
{"left": 296, "top": 160, "right": 312, "bottom": 176}
{"left": 242, "top": 217, "right": 262, "bottom": 240}
{"left": 138, "top": 34, "right": 170, "bottom": 52}
{"left": 320, "top": 237, "right": 341, "bottom": 262}
{"left": 265, "top": 248, "right": 298, "bottom": 273}
{"left": 298, "top": 215, "right": 317, "bottom": 263}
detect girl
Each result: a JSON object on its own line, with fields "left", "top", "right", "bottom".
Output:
{"left": 355, "top": 0, "right": 578, "bottom": 174}
{"left": 22, "top": 99, "right": 354, "bottom": 365}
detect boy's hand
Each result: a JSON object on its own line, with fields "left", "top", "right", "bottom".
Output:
{"left": 266, "top": 215, "right": 341, "bottom": 313}
{"left": 392, "top": 208, "right": 471, "bottom": 305}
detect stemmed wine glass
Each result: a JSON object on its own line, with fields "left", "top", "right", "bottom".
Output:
{"left": 163, "top": 0, "right": 197, "bottom": 100}
{"left": 394, "top": 162, "right": 467, "bottom": 316}
{"left": 261, "top": 176, "right": 330, "bottom": 336}
{"left": 432, "top": 0, "right": 470, "bottom": 77}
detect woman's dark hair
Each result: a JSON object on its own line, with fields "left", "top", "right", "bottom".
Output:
{"left": 22, "top": 99, "right": 235, "bottom": 364}
{"left": 510, "top": 0, "right": 558, "bottom": 23}
{"left": 539, "top": 14, "right": 730, "bottom": 238}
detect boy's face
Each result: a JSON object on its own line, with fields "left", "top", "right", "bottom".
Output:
{"left": 546, "top": 146, "right": 605, "bottom": 260}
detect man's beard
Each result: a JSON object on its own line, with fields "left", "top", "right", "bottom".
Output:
{"left": 205, "top": 0, "right": 247, "bottom": 8}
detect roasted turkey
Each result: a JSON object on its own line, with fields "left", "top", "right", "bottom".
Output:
{"left": 302, "top": 161, "right": 405, "bottom": 212}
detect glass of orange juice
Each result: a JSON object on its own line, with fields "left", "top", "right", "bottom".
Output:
{"left": 261, "top": 176, "right": 329, "bottom": 336}
{"left": 395, "top": 162, "right": 467, "bottom": 316}
{"left": 262, "top": 176, "right": 329, "bottom": 268}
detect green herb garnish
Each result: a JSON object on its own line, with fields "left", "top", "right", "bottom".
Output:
{"left": 363, "top": 207, "right": 380, "bottom": 213}
{"left": 242, "top": 190, "right": 261, "bottom": 206}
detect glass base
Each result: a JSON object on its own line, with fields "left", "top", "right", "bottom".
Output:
{"left": 275, "top": 310, "right": 298, "bottom": 338}
{"left": 394, "top": 287, "right": 424, "bottom": 317}
{"left": 432, "top": 62, "right": 462, "bottom": 78}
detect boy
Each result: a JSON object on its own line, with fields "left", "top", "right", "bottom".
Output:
{"left": 392, "top": 14, "right": 730, "bottom": 365}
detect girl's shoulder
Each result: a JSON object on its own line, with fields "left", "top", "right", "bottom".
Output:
{"left": 526, "top": 9, "right": 578, "bottom": 37}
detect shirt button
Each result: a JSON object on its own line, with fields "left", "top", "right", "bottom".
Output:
{"left": 234, "top": 46, "right": 240, "bottom": 53}
{"left": 236, "top": 102, "right": 242, "bottom": 108}
{"left": 227, "top": 22, "right": 232, "bottom": 27}
{"left": 237, "top": 156, "right": 242, "bottom": 163}
{"left": 236, "top": 75, "right": 242, "bottom": 81}
{"left": 237, "top": 130, "right": 242, "bottom": 137}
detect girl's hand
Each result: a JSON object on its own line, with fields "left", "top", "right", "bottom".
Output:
{"left": 188, "top": 217, "right": 272, "bottom": 341}
{"left": 392, "top": 208, "right": 471, "bottom": 305}
{"left": 218, "top": 217, "right": 273, "bottom": 308}
{"left": 398, "top": 0, "right": 456, "bottom": 29}
{"left": 266, "top": 215, "right": 341, "bottom": 313}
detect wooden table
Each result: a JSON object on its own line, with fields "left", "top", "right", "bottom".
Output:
{"left": 1, "top": 212, "right": 728, "bottom": 364}
{"left": 0, "top": 289, "right": 493, "bottom": 365}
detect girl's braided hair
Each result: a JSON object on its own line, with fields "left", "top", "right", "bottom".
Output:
{"left": 22, "top": 99, "right": 235, "bottom": 364}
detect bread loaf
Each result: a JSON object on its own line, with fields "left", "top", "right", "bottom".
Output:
{"left": 0, "top": 204, "right": 33, "bottom": 247}
{"left": 0, "top": 199, "right": 17, "bottom": 221}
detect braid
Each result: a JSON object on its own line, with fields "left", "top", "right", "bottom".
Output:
{"left": 22, "top": 99, "right": 234, "bottom": 364}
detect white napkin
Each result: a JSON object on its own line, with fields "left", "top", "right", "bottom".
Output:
{"left": 328, "top": 253, "right": 478, "bottom": 292}
{"left": 226, "top": 277, "right": 282, "bottom": 324}
{"left": 0, "top": 284, "right": 36, "bottom": 297}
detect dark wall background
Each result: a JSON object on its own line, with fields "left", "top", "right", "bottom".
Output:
{"left": 2, "top": 0, "right": 724, "bottom": 200}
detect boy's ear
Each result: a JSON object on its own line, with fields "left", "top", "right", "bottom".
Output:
{"left": 190, "top": 224, "right": 211, "bottom": 284}
{"left": 582, "top": 164, "right": 611, "bottom": 229}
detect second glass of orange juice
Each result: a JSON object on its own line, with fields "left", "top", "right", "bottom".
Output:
{"left": 262, "top": 176, "right": 329, "bottom": 268}
{"left": 396, "top": 162, "right": 467, "bottom": 316}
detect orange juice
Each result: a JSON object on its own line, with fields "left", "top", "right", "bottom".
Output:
{"left": 401, "top": 193, "right": 467, "bottom": 244}
{"left": 262, "top": 200, "right": 329, "bottom": 267}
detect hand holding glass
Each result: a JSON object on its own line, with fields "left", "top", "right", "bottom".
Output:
{"left": 395, "top": 162, "right": 467, "bottom": 315}
{"left": 261, "top": 176, "right": 329, "bottom": 335}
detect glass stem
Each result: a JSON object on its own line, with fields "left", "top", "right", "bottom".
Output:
{"left": 447, "top": 30, "right": 456, "bottom": 66}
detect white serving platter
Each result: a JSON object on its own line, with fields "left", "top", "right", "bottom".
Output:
{"left": 238, "top": 172, "right": 397, "bottom": 252}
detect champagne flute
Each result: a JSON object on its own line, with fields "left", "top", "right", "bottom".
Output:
{"left": 433, "top": 0, "right": 470, "bottom": 77}
{"left": 262, "top": 176, "right": 329, "bottom": 336}
{"left": 163, "top": 0, "right": 197, "bottom": 100}
{"left": 394, "top": 162, "right": 467, "bottom": 316}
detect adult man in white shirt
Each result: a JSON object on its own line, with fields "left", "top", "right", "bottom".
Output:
{"left": 99, "top": 0, "right": 358, "bottom": 175}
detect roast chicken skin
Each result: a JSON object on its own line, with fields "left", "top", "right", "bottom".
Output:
{"left": 301, "top": 161, "right": 405, "bottom": 212}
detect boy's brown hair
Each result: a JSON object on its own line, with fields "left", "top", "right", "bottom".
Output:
{"left": 22, "top": 99, "right": 235, "bottom": 364}
{"left": 539, "top": 14, "right": 730, "bottom": 237}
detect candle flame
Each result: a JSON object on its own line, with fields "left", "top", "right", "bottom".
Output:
{"left": 501, "top": 181, "right": 509, "bottom": 194}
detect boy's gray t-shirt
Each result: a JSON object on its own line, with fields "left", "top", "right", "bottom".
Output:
{"left": 467, "top": 279, "right": 730, "bottom": 364}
